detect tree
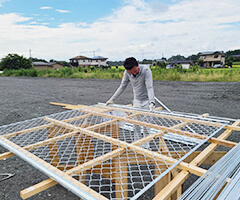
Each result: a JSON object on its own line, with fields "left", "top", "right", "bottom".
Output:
{"left": 187, "top": 54, "right": 200, "bottom": 63}
{"left": 0, "top": 54, "right": 32, "bottom": 70}
{"left": 49, "top": 60, "right": 70, "bottom": 67}
{"left": 168, "top": 54, "right": 186, "bottom": 61}
{"left": 31, "top": 57, "right": 48, "bottom": 63}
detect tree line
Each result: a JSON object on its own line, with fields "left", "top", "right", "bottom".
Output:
{"left": 1, "top": 49, "right": 240, "bottom": 70}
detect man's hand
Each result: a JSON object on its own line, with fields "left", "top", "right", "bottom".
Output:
{"left": 106, "top": 99, "right": 114, "bottom": 106}
{"left": 149, "top": 102, "right": 155, "bottom": 111}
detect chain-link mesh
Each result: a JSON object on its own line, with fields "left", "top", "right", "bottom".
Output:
{"left": 0, "top": 104, "right": 229, "bottom": 199}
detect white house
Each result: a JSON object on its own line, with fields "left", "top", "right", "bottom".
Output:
{"left": 168, "top": 60, "right": 193, "bottom": 69}
{"left": 69, "top": 55, "right": 108, "bottom": 67}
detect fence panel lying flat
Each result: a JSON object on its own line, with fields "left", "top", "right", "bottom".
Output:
{"left": 0, "top": 104, "right": 233, "bottom": 200}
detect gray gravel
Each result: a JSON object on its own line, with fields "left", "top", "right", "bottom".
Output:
{"left": 0, "top": 76, "right": 239, "bottom": 200}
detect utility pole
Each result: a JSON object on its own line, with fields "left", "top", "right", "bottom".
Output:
{"left": 29, "top": 49, "right": 32, "bottom": 58}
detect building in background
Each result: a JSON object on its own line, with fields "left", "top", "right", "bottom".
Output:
{"left": 199, "top": 51, "right": 225, "bottom": 68}
{"left": 33, "top": 62, "right": 63, "bottom": 70}
{"left": 69, "top": 55, "right": 108, "bottom": 67}
{"left": 168, "top": 60, "right": 193, "bottom": 69}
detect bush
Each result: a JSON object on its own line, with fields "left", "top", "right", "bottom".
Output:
{"left": 192, "top": 65, "right": 199, "bottom": 72}
{"left": 0, "top": 54, "right": 32, "bottom": 70}
{"left": 60, "top": 67, "right": 73, "bottom": 77}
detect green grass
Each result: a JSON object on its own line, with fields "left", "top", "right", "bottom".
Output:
{"left": 1, "top": 66, "right": 240, "bottom": 82}
{"left": 232, "top": 65, "right": 240, "bottom": 68}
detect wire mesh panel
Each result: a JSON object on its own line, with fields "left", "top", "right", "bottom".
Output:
{"left": 0, "top": 104, "right": 230, "bottom": 200}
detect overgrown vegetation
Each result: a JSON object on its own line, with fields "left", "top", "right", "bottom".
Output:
{"left": 1, "top": 65, "right": 239, "bottom": 82}
{"left": 0, "top": 54, "right": 32, "bottom": 70}
{"left": 0, "top": 51, "right": 240, "bottom": 82}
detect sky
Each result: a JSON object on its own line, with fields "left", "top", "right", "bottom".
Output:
{"left": 0, "top": 0, "right": 240, "bottom": 61}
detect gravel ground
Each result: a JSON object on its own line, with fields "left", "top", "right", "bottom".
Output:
{"left": 0, "top": 76, "right": 239, "bottom": 200}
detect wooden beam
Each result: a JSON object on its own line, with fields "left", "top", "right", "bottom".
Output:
{"left": 208, "top": 137, "right": 237, "bottom": 148}
{"left": 225, "top": 124, "right": 240, "bottom": 131}
{"left": 49, "top": 102, "right": 88, "bottom": 110}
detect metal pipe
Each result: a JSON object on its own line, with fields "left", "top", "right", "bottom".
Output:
{"left": 154, "top": 96, "right": 172, "bottom": 113}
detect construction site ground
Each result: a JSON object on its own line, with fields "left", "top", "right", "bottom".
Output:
{"left": 0, "top": 76, "right": 239, "bottom": 200}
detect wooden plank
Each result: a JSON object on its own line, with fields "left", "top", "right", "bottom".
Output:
{"left": 208, "top": 137, "right": 237, "bottom": 148}
{"left": 155, "top": 138, "right": 171, "bottom": 199}
{"left": 113, "top": 157, "right": 128, "bottom": 199}
{"left": 225, "top": 124, "right": 240, "bottom": 131}
{"left": 0, "top": 151, "right": 14, "bottom": 160}
{"left": 49, "top": 102, "right": 87, "bottom": 110}
{"left": 155, "top": 161, "right": 171, "bottom": 200}
{"left": 47, "top": 125, "right": 61, "bottom": 167}
{"left": 153, "top": 171, "right": 190, "bottom": 200}
{"left": 21, "top": 178, "right": 59, "bottom": 199}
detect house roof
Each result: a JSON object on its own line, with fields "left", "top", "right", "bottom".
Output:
{"left": 69, "top": 55, "right": 91, "bottom": 60}
{"left": 33, "top": 62, "right": 60, "bottom": 66}
{"left": 69, "top": 55, "right": 108, "bottom": 60}
{"left": 91, "top": 56, "right": 108, "bottom": 60}
{"left": 169, "top": 60, "right": 193, "bottom": 64}
{"left": 200, "top": 51, "right": 224, "bottom": 55}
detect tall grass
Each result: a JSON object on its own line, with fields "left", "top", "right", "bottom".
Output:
{"left": 1, "top": 66, "right": 239, "bottom": 82}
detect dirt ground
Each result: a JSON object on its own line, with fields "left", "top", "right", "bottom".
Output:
{"left": 0, "top": 76, "right": 239, "bottom": 200}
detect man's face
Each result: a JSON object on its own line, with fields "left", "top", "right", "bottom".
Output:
{"left": 127, "top": 66, "right": 139, "bottom": 75}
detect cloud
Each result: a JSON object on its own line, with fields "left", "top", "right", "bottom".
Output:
{"left": 0, "top": 0, "right": 9, "bottom": 7}
{"left": 0, "top": 0, "right": 240, "bottom": 61}
{"left": 55, "top": 9, "right": 70, "bottom": 13}
{"left": 40, "top": 6, "right": 53, "bottom": 10}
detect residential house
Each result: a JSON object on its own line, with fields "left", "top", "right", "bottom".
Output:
{"left": 168, "top": 60, "right": 193, "bottom": 69}
{"left": 33, "top": 62, "right": 63, "bottom": 70}
{"left": 69, "top": 55, "right": 108, "bottom": 67}
{"left": 199, "top": 51, "right": 225, "bottom": 68}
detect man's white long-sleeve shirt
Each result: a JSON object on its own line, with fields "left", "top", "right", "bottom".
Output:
{"left": 109, "top": 65, "right": 155, "bottom": 106}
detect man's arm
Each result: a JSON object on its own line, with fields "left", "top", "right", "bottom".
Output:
{"left": 107, "top": 71, "right": 130, "bottom": 103}
{"left": 145, "top": 67, "right": 155, "bottom": 104}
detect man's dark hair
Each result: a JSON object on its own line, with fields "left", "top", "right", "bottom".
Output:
{"left": 124, "top": 57, "right": 138, "bottom": 70}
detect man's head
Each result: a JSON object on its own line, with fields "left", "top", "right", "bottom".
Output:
{"left": 124, "top": 57, "right": 139, "bottom": 75}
